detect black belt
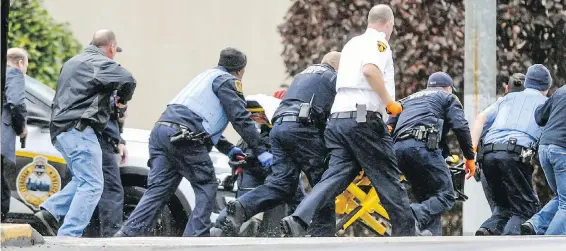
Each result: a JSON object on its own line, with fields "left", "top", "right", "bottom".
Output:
{"left": 482, "top": 143, "right": 524, "bottom": 155}
{"left": 156, "top": 121, "right": 187, "bottom": 131}
{"left": 274, "top": 115, "right": 299, "bottom": 123}
{"left": 329, "top": 111, "right": 382, "bottom": 119}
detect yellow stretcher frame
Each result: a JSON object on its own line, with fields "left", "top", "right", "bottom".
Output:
{"left": 334, "top": 155, "right": 464, "bottom": 236}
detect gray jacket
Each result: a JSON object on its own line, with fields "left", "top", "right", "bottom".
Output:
{"left": 2, "top": 66, "right": 27, "bottom": 163}
{"left": 50, "top": 45, "right": 136, "bottom": 142}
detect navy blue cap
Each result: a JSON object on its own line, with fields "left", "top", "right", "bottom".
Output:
{"left": 427, "top": 72, "right": 456, "bottom": 91}
{"left": 524, "top": 64, "right": 552, "bottom": 91}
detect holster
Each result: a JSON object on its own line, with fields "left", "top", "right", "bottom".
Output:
{"left": 398, "top": 125, "right": 440, "bottom": 151}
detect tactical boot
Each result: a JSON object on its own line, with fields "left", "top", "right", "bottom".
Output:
{"left": 280, "top": 216, "right": 307, "bottom": 237}
{"left": 520, "top": 221, "right": 536, "bottom": 235}
{"left": 34, "top": 209, "right": 60, "bottom": 236}
{"left": 222, "top": 200, "right": 247, "bottom": 237}
{"left": 475, "top": 227, "right": 492, "bottom": 236}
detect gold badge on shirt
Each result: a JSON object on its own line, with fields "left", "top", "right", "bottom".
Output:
{"left": 377, "top": 41, "right": 388, "bottom": 53}
{"left": 235, "top": 80, "right": 243, "bottom": 93}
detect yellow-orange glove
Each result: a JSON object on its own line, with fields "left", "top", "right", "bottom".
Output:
{"left": 387, "top": 125, "right": 393, "bottom": 133}
{"left": 473, "top": 145, "right": 478, "bottom": 153}
{"left": 386, "top": 101, "right": 403, "bottom": 116}
{"left": 465, "top": 159, "right": 476, "bottom": 180}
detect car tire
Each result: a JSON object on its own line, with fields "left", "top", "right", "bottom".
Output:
{"left": 123, "top": 186, "right": 180, "bottom": 236}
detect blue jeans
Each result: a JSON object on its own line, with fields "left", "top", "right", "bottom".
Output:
{"left": 40, "top": 127, "right": 104, "bottom": 237}
{"left": 528, "top": 144, "right": 566, "bottom": 235}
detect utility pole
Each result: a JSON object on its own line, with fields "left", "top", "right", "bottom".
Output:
{"left": 462, "top": 0, "right": 497, "bottom": 236}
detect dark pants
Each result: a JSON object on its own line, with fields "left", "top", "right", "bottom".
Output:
{"left": 235, "top": 121, "right": 335, "bottom": 237}
{"left": 85, "top": 139, "right": 124, "bottom": 237}
{"left": 291, "top": 117, "right": 416, "bottom": 236}
{"left": 1, "top": 155, "right": 10, "bottom": 222}
{"left": 118, "top": 124, "right": 218, "bottom": 237}
{"left": 480, "top": 165, "right": 496, "bottom": 212}
{"left": 480, "top": 151, "right": 539, "bottom": 235}
{"left": 394, "top": 139, "right": 455, "bottom": 236}
{"left": 215, "top": 169, "right": 305, "bottom": 236}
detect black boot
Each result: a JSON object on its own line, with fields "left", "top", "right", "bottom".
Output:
{"left": 520, "top": 222, "right": 536, "bottom": 235}
{"left": 34, "top": 209, "right": 60, "bottom": 236}
{"left": 222, "top": 200, "right": 247, "bottom": 237}
{"left": 475, "top": 227, "right": 492, "bottom": 236}
{"left": 280, "top": 216, "right": 307, "bottom": 237}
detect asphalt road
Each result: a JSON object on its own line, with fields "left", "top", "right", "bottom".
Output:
{"left": 5, "top": 236, "right": 566, "bottom": 251}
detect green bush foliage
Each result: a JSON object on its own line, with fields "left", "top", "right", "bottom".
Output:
{"left": 8, "top": 0, "right": 82, "bottom": 88}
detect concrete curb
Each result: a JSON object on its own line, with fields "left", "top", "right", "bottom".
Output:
{"left": 1, "top": 223, "right": 45, "bottom": 247}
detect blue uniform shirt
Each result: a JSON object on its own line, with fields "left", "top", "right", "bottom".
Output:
{"left": 482, "top": 88, "right": 548, "bottom": 148}
{"left": 273, "top": 63, "right": 337, "bottom": 124}
{"left": 158, "top": 67, "right": 266, "bottom": 155}
{"left": 387, "top": 88, "right": 475, "bottom": 160}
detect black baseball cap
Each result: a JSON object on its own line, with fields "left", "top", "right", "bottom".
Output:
{"left": 427, "top": 72, "right": 457, "bottom": 91}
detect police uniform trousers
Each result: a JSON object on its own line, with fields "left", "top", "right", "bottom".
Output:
{"left": 84, "top": 138, "right": 124, "bottom": 237}
{"left": 235, "top": 121, "right": 335, "bottom": 237}
{"left": 118, "top": 123, "right": 218, "bottom": 237}
{"left": 394, "top": 139, "right": 456, "bottom": 236}
{"left": 1, "top": 155, "right": 10, "bottom": 222}
{"left": 480, "top": 151, "right": 539, "bottom": 235}
{"left": 291, "top": 114, "right": 416, "bottom": 236}
{"left": 215, "top": 169, "right": 305, "bottom": 237}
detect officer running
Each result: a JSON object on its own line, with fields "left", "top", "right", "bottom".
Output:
{"left": 281, "top": 5, "right": 416, "bottom": 237}
{"left": 115, "top": 48, "right": 273, "bottom": 237}
{"left": 2, "top": 48, "right": 29, "bottom": 222}
{"left": 387, "top": 72, "right": 476, "bottom": 236}
{"left": 36, "top": 29, "right": 136, "bottom": 237}
{"left": 211, "top": 97, "right": 305, "bottom": 237}
{"left": 221, "top": 51, "right": 341, "bottom": 237}
{"left": 85, "top": 91, "right": 128, "bottom": 236}
{"left": 477, "top": 73, "right": 526, "bottom": 214}
{"left": 471, "top": 64, "right": 551, "bottom": 235}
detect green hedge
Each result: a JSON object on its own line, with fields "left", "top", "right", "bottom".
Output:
{"left": 8, "top": 0, "right": 82, "bottom": 88}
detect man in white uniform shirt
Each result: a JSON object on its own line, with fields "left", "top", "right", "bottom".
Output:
{"left": 280, "top": 4, "right": 416, "bottom": 237}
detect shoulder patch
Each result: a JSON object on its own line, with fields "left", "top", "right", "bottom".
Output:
{"left": 377, "top": 41, "right": 388, "bottom": 53}
{"left": 234, "top": 80, "right": 243, "bottom": 93}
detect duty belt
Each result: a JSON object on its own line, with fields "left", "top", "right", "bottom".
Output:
{"left": 482, "top": 143, "right": 524, "bottom": 155}
{"left": 398, "top": 128, "right": 428, "bottom": 141}
{"left": 329, "top": 111, "right": 382, "bottom": 120}
{"left": 156, "top": 121, "right": 187, "bottom": 131}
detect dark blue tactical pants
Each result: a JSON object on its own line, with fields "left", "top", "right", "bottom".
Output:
{"left": 480, "top": 151, "right": 539, "bottom": 235}
{"left": 214, "top": 169, "right": 305, "bottom": 236}
{"left": 85, "top": 139, "right": 124, "bottom": 237}
{"left": 291, "top": 117, "right": 416, "bottom": 236}
{"left": 394, "top": 139, "right": 455, "bottom": 236}
{"left": 118, "top": 124, "right": 218, "bottom": 237}
{"left": 236, "top": 121, "right": 335, "bottom": 237}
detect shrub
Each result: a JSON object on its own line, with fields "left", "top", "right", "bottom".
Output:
{"left": 8, "top": 0, "right": 82, "bottom": 88}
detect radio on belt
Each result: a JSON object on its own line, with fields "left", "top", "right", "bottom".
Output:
{"left": 298, "top": 94, "right": 315, "bottom": 124}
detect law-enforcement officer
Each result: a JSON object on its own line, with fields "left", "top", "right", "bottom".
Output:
{"left": 35, "top": 29, "right": 136, "bottom": 237}
{"left": 387, "top": 72, "right": 476, "bottom": 236}
{"left": 85, "top": 90, "right": 128, "bottom": 237}
{"left": 210, "top": 98, "right": 305, "bottom": 237}
{"left": 115, "top": 48, "right": 273, "bottom": 237}
{"left": 522, "top": 85, "right": 566, "bottom": 235}
{"left": 471, "top": 64, "right": 551, "bottom": 235}
{"left": 2, "top": 48, "right": 29, "bottom": 222}
{"left": 280, "top": 5, "right": 416, "bottom": 237}
{"left": 220, "top": 51, "right": 341, "bottom": 237}
{"left": 478, "top": 73, "right": 526, "bottom": 214}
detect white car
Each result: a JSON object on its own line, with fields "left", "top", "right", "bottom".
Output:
{"left": 3, "top": 76, "right": 236, "bottom": 236}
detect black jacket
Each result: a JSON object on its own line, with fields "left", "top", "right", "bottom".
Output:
{"left": 50, "top": 46, "right": 136, "bottom": 141}
{"left": 387, "top": 89, "right": 475, "bottom": 160}
{"left": 536, "top": 86, "right": 566, "bottom": 149}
